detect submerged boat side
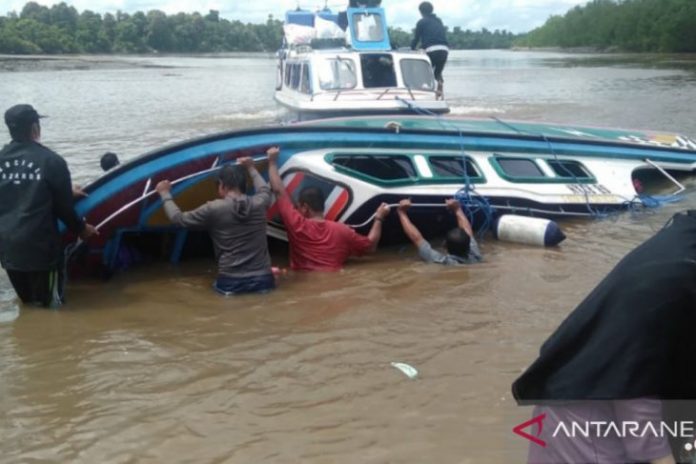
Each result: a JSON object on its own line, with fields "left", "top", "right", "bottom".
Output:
{"left": 66, "top": 118, "right": 696, "bottom": 278}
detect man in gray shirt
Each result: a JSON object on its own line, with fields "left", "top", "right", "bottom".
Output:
{"left": 155, "top": 157, "right": 274, "bottom": 295}
{"left": 397, "top": 198, "right": 482, "bottom": 265}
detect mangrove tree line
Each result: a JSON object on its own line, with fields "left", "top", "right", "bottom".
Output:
{"left": 517, "top": 0, "right": 696, "bottom": 52}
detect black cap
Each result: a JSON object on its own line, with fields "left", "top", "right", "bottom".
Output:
{"left": 4, "top": 104, "right": 46, "bottom": 130}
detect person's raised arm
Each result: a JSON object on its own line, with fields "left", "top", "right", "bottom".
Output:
{"left": 366, "top": 202, "right": 390, "bottom": 252}
{"left": 156, "top": 180, "right": 211, "bottom": 229}
{"left": 238, "top": 156, "right": 271, "bottom": 208}
{"left": 397, "top": 199, "right": 425, "bottom": 247}
{"left": 446, "top": 199, "right": 474, "bottom": 238}
{"left": 266, "top": 146, "right": 286, "bottom": 197}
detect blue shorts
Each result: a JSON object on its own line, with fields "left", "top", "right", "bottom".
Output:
{"left": 213, "top": 273, "right": 275, "bottom": 296}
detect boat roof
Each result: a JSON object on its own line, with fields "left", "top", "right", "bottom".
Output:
{"left": 305, "top": 115, "right": 696, "bottom": 152}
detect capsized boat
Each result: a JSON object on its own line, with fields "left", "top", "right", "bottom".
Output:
{"left": 275, "top": 4, "right": 449, "bottom": 120}
{"left": 66, "top": 115, "right": 696, "bottom": 278}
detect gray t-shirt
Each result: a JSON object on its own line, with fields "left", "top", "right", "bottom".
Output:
{"left": 417, "top": 237, "right": 482, "bottom": 265}
{"left": 161, "top": 168, "right": 272, "bottom": 278}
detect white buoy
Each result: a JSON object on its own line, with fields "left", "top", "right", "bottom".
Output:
{"left": 494, "top": 215, "right": 566, "bottom": 247}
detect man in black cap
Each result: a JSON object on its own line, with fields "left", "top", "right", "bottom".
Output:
{"left": 0, "top": 104, "right": 97, "bottom": 308}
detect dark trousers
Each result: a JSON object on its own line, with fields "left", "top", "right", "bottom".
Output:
{"left": 6, "top": 267, "right": 64, "bottom": 308}
{"left": 427, "top": 50, "right": 448, "bottom": 82}
{"left": 214, "top": 273, "right": 275, "bottom": 296}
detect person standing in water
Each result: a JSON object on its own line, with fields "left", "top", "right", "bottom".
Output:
{"left": 411, "top": 2, "right": 449, "bottom": 99}
{"left": 0, "top": 104, "right": 97, "bottom": 308}
{"left": 155, "top": 157, "right": 275, "bottom": 295}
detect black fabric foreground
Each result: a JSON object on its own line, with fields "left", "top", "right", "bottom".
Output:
{"left": 513, "top": 210, "right": 696, "bottom": 402}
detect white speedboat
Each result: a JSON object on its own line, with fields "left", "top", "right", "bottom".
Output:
{"left": 274, "top": 5, "right": 449, "bottom": 121}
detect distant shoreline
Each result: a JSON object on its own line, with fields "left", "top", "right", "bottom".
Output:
{"left": 0, "top": 53, "right": 275, "bottom": 72}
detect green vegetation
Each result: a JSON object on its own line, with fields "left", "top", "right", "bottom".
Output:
{"left": 517, "top": 0, "right": 696, "bottom": 52}
{"left": 0, "top": 1, "right": 517, "bottom": 54}
{"left": 390, "top": 27, "right": 516, "bottom": 50}
{"left": 0, "top": 2, "right": 284, "bottom": 53}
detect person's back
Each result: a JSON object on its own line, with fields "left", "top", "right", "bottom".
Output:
{"left": 276, "top": 194, "right": 373, "bottom": 271}
{"left": 0, "top": 104, "right": 96, "bottom": 307}
{"left": 205, "top": 192, "right": 271, "bottom": 277}
{"left": 267, "top": 146, "right": 389, "bottom": 271}
{"left": 413, "top": 13, "right": 448, "bottom": 49}
{"left": 157, "top": 159, "right": 274, "bottom": 295}
{"left": 0, "top": 139, "right": 77, "bottom": 271}
{"left": 397, "top": 198, "right": 482, "bottom": 266}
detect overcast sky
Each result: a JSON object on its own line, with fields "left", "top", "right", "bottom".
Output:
{"left": 3, "top": 0, "right": 590, "bottom": 33}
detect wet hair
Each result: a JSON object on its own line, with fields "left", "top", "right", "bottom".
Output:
{"left": 100, "top": 152, "right": 119, "bottom": 171}
{"left": 445, "top": 227, "right": 470, "bottom": 258}
{"left": 218, "top": 164, "right": 247, "bottom": 193}
{"left": 9, "top": 124, "right": 34, "bottom": 142}
{"left": 298, "top": 186, "right": 325, "bottom": 213}
{"left": 419, "top": 1, "right": 434, "bottom": 15}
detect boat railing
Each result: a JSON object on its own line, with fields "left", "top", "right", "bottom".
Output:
{"left": 309, "top": 87, "right": 433, "bottom": 102}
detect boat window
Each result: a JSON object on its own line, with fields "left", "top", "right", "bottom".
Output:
{"left": 497, "top": 158, "right": 545, "bottom": 178}
{"left": 547, "top": 160, "right": 592, "bottom": 179}
{"left": 317, "top": 58, "right": 357, "bottom": 90}
{"left": 332, "top": 154, "right": 416, "bottom": 181}
{"left": 284, "top": 63, "right": 292, "bottom": 87}
{"left": 291, "top": 63, "right": 301, "bottom": 89}
{"left": 429, "top": 156, "right": 481, "bottom": 178}
{"left": 361, "top": 54, "right": 397, "bottom": 88}
{"left": 401, "top": 59, "right": 435, "bottom": 91}
{"left": 351, "top": 13, "right": 385, "bottom": 42}
{"left": 300, "top": 63, "right": 311, "bottom": 94}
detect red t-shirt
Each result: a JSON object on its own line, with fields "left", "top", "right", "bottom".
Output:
{"left": 276, "top": 195, "right": 372, "bottom": 271}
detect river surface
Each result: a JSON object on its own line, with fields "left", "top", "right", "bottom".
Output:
{"left": 1, "top": 50, "right": 696, "bottom": 463}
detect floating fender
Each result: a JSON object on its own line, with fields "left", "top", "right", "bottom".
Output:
{"left": 493, "top": 215, "right": 566, "bottom": 247}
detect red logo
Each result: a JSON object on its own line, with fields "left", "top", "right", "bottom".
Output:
{"left": 513, "top": 413, "right": 547, "bottom": 448}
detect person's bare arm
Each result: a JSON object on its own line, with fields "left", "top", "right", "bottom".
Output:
{"left": 446, "top": 199, "right": 474, "bottom": 238}
{"left": 366, "top": 203, "right": 390, "bottom": 252}
{"left": 266, "top": 146, "right": 286, "bottom": 197}
{"left": 397, "top": 199, "right": 425, "bottom": 247}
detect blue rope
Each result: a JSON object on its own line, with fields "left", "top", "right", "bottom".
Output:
{"left": 396, "top": 97, "right": 497, "bottom": 238}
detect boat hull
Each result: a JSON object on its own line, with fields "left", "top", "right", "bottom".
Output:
{"left": 64, "top": 116, "right": 696, "bottom": 278}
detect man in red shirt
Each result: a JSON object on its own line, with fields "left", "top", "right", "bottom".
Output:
{"left": 267, "top": 146, "right": 390, "bottom": 271}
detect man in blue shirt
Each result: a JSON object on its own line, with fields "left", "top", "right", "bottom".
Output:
{"left": 397, "top": 198, "right": 482, "bottom": 265}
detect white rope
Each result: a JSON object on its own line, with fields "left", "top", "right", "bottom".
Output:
{"left": 347, "top": 202, "right": 446, "bottom": 228}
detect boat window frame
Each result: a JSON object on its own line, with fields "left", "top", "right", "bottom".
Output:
{"left": 546, "top": 159, "right": 594, "bottom": 180}
{"left": 316, "top": 57, "right": 358, "bottom": 91}
{"left": 351, "top": 12, "right": 386, "bottom": 43}
{"left": 290, "top": 63, "right": 302, "bottom": 90}
{"left": 400, "top": 58, "right": 436, "bottom": 91}
{"left": 300, "top": 63, "right": 312, "bottom": 94}
{"left": 327, "top": 152, "right": 419, "bottom": 185}
{"left": 284, "top": 62, "right": 292, "bottom": 87}
{"left": 360, "top": 53, "right": 397, "bottom": 89}
{"left": 489, "top": 155, "right": 596, "bottom": 184}
{"left": 427, "top": 155, "right": 486, "bottom": 184}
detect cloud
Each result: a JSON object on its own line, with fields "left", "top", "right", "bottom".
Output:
{"left": 3, "top": 0, "right": 589, "bottom": 33}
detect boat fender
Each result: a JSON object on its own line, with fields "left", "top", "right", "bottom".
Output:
{"left": 493, "top": 215, "right": 566, "bottom": 247}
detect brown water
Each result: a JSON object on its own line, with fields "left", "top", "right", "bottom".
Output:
{"left": 1, "top": 51, "right": 696, "bottom": 463}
